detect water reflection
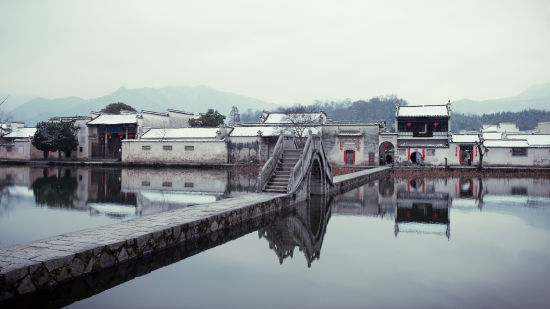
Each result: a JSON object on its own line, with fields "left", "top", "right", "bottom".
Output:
{"left": 259, "top": 195, "right": 332, "bottom": 267}
{"left": 331, "top": 176, "right": 550, "bottom": 239}
{"left": 0, "top": 166, "right": 258, "bottom": 247}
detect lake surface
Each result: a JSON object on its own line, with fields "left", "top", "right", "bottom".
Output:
{"left": 0, "top": 166, "right": 257, "bottom": 248}
{"left": 2, "top": 166, "right": 550, "bottom": 308}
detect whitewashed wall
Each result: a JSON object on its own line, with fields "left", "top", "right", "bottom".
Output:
{"left": 394, "top": 147, "right": 450, "bottom": 166}
{"left": 0, "top": 140, "right": 42, "bottom": 160}
{"left": 483, "top": 147, "right": 550, "bottom": 167}
{"left": 122, "top": 140, "right": 228, "bottom": 164}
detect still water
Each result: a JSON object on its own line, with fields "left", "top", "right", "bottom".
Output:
{"left": 0, "top": 166, "right": 257, "bottom": 248}
{"left": 2, "top": 166, "right": 550, "bottom": 308}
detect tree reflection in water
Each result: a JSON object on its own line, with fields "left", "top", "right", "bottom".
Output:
{"left": 31, "top": 169, "right": 78, "bottom": 208}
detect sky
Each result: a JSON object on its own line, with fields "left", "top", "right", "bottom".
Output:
{"left": 1, "top": 0, "right": 549, "bottom": 106}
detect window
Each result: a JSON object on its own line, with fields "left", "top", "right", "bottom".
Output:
{"left": 184, "top": 182, "right": 194, "bottom": 188}
{"left": 427, "top": 149, "right": 436, "bottom": 156}
{"left": 141, "top": 181, "right": 151, "bottom": 186}
{"left": 185, "top": 145, "right": 194, "bottom": 151}
{"left": 511, "top": 148, "right": 527, "bottom": 156}
{"left": 6, "top": 146, "right": 12, "bottom": 152}
{"left": 162, "top": 181, "right": 172, "bottom": 187}
{"left": 142, "top": 145, "right": 151, "bottom": 150}
{"left": 163, "top": 145, "right": 173, "bottom": 151}
{"left": 79, "top": 147, "right": 83, "bottom": 153}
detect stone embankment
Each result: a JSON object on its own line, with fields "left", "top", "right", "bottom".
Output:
{"left": 0, "top": 167, "right": 390, "bottom": 301}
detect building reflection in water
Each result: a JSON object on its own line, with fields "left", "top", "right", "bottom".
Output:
{"left": 259, "top": 195, "right": 332, "bottom": 267}
{"left": 0, "top": 166, "right": 258, "bottom": 219}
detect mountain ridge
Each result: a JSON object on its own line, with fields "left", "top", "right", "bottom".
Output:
{"left": 452, "top": 83, "right": 550, "bottom": 114}
{"left": 7, "top": 86, "right": 277, "bottom": 125}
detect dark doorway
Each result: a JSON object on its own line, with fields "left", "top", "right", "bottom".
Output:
{"left": 344, "top": 150, "right": 355, "bottom": 165}
{"left": 410, "top": 151, "right": 423, "bottom": 164}
{"left": 460, "top": 146, "right": 473, "bottom": 166}
{"left": 379, "top": 142, "right": 395, "bottom": 165}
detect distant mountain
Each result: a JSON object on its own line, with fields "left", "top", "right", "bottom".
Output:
{"left": 453, "top": 83, "right": 550, "bottom": 114}
{"left": 7, "top": 86, "right": 277, "bottom": 125}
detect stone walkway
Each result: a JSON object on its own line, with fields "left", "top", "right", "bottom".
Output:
{"left": 0, "top": 192, "right": 288, "bottom": 300}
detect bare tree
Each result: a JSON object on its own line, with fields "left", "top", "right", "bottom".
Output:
{"left": 282, "top": 106, "right": 323, "bottom": 147}
{"left": 475, "top": 133, "right": 486, "bottom": 171}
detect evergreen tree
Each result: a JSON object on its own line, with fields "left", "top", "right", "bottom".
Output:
{"left": 189, "top": 109, "right": 226, "bottom": 127}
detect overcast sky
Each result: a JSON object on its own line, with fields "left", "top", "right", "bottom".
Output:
{"left": 1, "top": 0, "right": 549, "bottom": 106}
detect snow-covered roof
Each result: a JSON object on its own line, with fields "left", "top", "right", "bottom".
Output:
{"left": 506, "top": 134, "right": 550, "bottom": 146}
{"left": 3, "top": 127, "right": 37, "bottom": 139}
{"left": 262, "top": 112, "right": 326, "bottom": 124}
{"left": 141, "top": 128, "right": 220, "bottom": 139}
{"left": 482, "top": 132, "right": 503, "bottom": 140}
{"left": 230, "top": 125, "right": 321, "bottom": 137}
{"left": 397, "top": 105, "right": 449, "bottom": 117}
{"left": 484, "top": 140, "right": 529, "bottom": 148}
{"left": 230, "top": 126, "right": 284, "bottom": 137}
{"left": 451, "top": 134, "right": 479, "bottom": 143}
{"left": 88, "top": 114, "right": 137, "bottom": 125}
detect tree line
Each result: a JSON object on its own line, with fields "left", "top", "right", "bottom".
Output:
{"left": 241, "top": 97, "right": 550, "bottom": 132}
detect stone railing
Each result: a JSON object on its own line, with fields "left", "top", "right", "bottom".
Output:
{"left": 287, "top": 131, "right": 333, "bottom": 194}
{"left": 256, "top": 132, "right": 284, "bottom": 192}
{"left": 287, "top": 133, "right": 314, "bottom": 193}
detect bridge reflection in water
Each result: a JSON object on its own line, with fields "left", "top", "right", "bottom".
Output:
{"left": 259, "top": 195, "right": 332, "bottom": 267}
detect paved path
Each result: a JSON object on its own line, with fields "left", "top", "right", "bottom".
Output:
{"left": 0, "top": 192, "right": 288, "bottom": 300}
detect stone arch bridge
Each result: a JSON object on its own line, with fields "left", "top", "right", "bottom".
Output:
{"left": 257, "top": 131, "right": 334, "bottom": 198}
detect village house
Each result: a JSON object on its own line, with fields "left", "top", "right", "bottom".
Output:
{"left": 321, "top": 121, "right": 384, "bottom": 166}
{"left": 86, "top": 109, "right": 195, "bottom": 160}
{"left": 392, "top": 103, "right": 452, "bottom": 165}
{"left": 0, "top": 126, "right": 41, "bottom": 160}
{"left": 121, "top": 127, "right": 230, "bottom": 164}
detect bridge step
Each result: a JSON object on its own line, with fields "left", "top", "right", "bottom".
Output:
{"left": 264, "top": 188, "right": 286, "bottom": 193}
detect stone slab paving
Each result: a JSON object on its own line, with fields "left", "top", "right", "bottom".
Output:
{"left": 331, "top": 166, "right": 390, "bottom": 194}
{"left": 0, "top": 192, "right": 288, "bottom": 300}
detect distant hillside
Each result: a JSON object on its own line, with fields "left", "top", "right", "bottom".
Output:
{"left": 453, "top": 83, "right": 550, "bottom": 114}
{"left": 452, "top": 109, "right": 550, "bottom": 132}
{"left": 241, "top": 95, "right": 407, "bottom": 127}
{"left": 8, "top": 86, "right": 277, "bottom": 125}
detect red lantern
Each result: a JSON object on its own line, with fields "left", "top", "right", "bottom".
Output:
{"left": 128, "top": 133, "right": 134, "bottom": 139}
{"left": 434, "top": 122, "right": 439, "bottom": 127}
{"left": 406, "top": 122, "right": 412, "bottom": 127}
{"left": 99, "top": 134, "right": 105, "bottom": 141}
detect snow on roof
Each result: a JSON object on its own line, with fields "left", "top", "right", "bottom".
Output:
{"left": 230, "top": 125, "right": 321, "bottom": 137}
{"left": 262, "top": 112, "right": 325, "bottom": 124}
{"left": 3, "top": 127, "right": 37, "bottom": 139}
{"left": 141, "top": 128, "right": 220, "bottom": 139}
{"left": 87, "top": 114, "right": 137, "bottom": 125}
{"left": 397, "top": 105, "right": 449, "bottom": 117}
{"left": 506, "top": 134, "right": 550, "bottom": 146}
{"left": 482, "top": 132, "right": 503, "bottom": 140}
{"left": 451, "top": 134, "right": 479, "bottom": 143}
{"left": 484, "top": 140, "right": 529, "bottom": 148}
{"left": 230, "top": 126, "right": 283, "bottom": 137}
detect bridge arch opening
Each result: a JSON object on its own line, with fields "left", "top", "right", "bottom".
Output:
{"left": 309, "top": 158, "right": 325, "bottom": 195}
